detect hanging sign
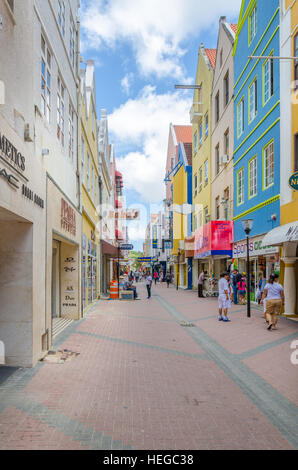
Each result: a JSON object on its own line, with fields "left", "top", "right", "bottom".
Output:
{"left": 289, "top": 172, "right": 298, "bottom": 191}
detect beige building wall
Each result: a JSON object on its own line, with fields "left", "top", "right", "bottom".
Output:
{"left": 211, "top": 19, "right": 236, "bottom": 223}
{"left": 0, "top": 2, "right": 47, "bottom": 366}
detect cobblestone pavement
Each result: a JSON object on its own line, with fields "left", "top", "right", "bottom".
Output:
{"left": 0, "top": 282, "right": 297, "bottom": 450}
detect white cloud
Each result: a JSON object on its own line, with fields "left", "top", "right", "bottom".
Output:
{"left": 121, "top": 73, "right": 134, "bottom": 95}
{"left": 81, "top": 0, "right": 241, "bottom": 79}
{"left": 108, "top": 86, "right": 192, "bottom": 203}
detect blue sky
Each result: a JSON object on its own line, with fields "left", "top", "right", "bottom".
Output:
{"left": 80, "top": 0, "right": 241, "bottom": 251}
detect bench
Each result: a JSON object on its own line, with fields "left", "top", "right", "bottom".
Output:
{"left": 119, "top": 290, "right": 134, "bottom": 300}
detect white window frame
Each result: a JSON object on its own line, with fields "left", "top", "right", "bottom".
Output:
{"left": 41, "top": 35, "right": 51, "bottom": 122}
{"left": 237, "top": 99, "right": 244, "bottom": 137}
{"left": 69, "top": 20, "right": 75, "bottom": 68}
{"left": 204, "top": 160, "right": 208, "bottom": 185}
{"left": 237, "top": 168, "right": 244, "bottom": 205}
{"left": 249, "top": 156, "right": 257, "bottom": 198}
{"left": 58, "top": 0, "right": 65, "bottom": 37}
{"left": 249, "top": 4, "right": 257, "bottom": 46}
{"left": 57, "top": 77, "right": 65, "bottom": 146}
{"left": 263, "top": 141, "right": 274, "bottom": 189}
{"left": 249, "top": 79, "right": 257, "bottom": 123}
{"left": 81, "top": 137, "right": 85, "bottom": 185}
{"left": 68, "top": 104, "right": 74, "bottom": 160}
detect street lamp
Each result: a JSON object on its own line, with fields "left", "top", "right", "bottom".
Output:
{"left": 176, "top": 249, "right": 181, "bottom": 290}
{"left": 241, "top": 219, "right": 254, "bottom": 318}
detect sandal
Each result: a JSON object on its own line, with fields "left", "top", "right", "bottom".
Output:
{"left": 267, "top": 324, "right": 272, "bottom": 330}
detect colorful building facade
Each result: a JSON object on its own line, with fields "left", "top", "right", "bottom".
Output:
{"left": 191, "top": 44, "right": 216, "bottom": 287}
{"left": 80, "top": 61, "right": 100, "bottom": 314}
{"left": 233, "top": 0, "right": 281, "bottom": 299}
{"left": 171, "top": 142, "right": 193, "bottom": 289}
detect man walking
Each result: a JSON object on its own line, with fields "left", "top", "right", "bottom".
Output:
{"left": 198, "top": 270, "right": 206, "bottom": 298}
{"left": 218, "top": 272, "right": 231, "bottom": 322}
{"left": 145, "top": 272, "right": 152, "bottom": 299}
{"left": 231, "top": 269, "right": 241, "bottom": 304}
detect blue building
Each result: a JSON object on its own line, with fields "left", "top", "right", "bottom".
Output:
{"left": 233, "top": 0, "right": 281, "bottom": 297}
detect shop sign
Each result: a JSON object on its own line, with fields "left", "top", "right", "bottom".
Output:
{"left": 61, "top": 198, "right": 76, "bottom": 236}
{"left": 22, "top": 184, "right": 44, "bottom": 208}
{"left": 0, "top": 166, "right": 19, "bottom": 188}
{"left": 233, "top": 236, "right": 279, "bottom": 258}
{"left": 0, "top": 131, "right": 25, "bottom": 171}
{"left": 152, "top": 225, "right": 158, "bottom": 248}
{"left": 289, "top": 172, "right": 298, "bottom": 191}
{"left": 194, "top": 221, "right": 234, "bottom": 259}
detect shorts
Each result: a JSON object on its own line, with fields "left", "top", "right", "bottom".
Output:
{"left": 238, "top": 290, "right": 245, "bottom": 296}
{"left": 218, "top": 294, "right": 228, "bottom": 309}
{"left": 266, "top": 299, "right": 282, "bottom": 316}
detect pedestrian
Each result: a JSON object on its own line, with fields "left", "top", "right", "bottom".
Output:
{"left": 261, "top": 274, "right": 284, "bottom": 330}
{"left": 232, "top": 269, "right": 242, "bottom": 304}
{"left": 237, "top": 274, "right": 247, "bottom": 305}
{"left": 218, "top": 272, "right": 231, "bottom": 322}
{"left": 165, "top": 271, "right": 171, "bottom": 288}
{"left": 198, "top": 270, "right": 206, "bottom": 298}
{"left": 257, "top": 272, "right": 266, "bottom": 304}
{"left": 153, "top": 271, "right": 158, "bottom": 285}
{"left": 145, "top": 271, "right": 152, "bottom": 299}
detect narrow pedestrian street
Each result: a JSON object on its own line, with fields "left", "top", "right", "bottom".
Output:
{"left": 0, "top": 282, "right": 297, "bottom": 450}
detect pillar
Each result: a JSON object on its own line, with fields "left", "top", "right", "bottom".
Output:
{"left": 281, "top": 257, "right": 297, "bottom": 315}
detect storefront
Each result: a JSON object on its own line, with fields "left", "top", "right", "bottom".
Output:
{"left": 194, "top": 221, "right": 234, "bottom": 294}
{"left": 233, "top": 234, "right": 280, "bottom": 302}
{"left": 82, "top": 210, "right": 99, "bottom": 314}
{"left": 46, "top": 177, "right": 82, "bottom": 344}
{"left": 100, "top": 239, "right": 118, "bottom": 297}
{"left": 262, "top": 222, "right": 298, "bottom": 316}
{"left": 0, "top": 117, "right": 46, "bottom": 367}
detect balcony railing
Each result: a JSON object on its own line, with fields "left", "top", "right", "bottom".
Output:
{"left": 189, "top": 102, "right": 203, "bottom": 124}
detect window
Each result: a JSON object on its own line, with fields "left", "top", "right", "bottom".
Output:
{"left": 81, "top": 137, "right": 85, "bottom": 184}
{"left": 194, "top": 215, "right": 198, "bottom": 231}
{"left": 204, "top": 207, "right": 209, "bottom": 224}
{"left": 58, "top": 0, "right": 65, "bottom": 37}
{"left": 204, "top": 160, "right": 208, "bottom": 185}
{"left": 41, "top": 35, "right": 51, "bottom": 122}
{"left": 215, "top": 144, "right": 220, "bottom": 175}
{"left": 199, "top": 167, "right": 202, "bottom": 192}
{"left": 91, "top": 166, "right": 94, "bottom": 200}
{"left": 70, "top": 21, "right": 75, "bottom": 68}
{"left": 194, "top": 174, "right": 198, "bottom": 197}
{"left": 295, "top": 134, "right": 298, "bottom": 172}
{"left": 249, "top": 156, "right": 257, "bottom": 198}
{"left": 249, "top": 78, "right": 258, "bottom": 123}
{"left": 215, "top": 92, "right": 219, "bottom": 123}
{"left": 171, "top": 158, "right": 174, "bottom": 170}
{"left": 216, "top": 197, "right": 220, "bottom": 220}
{"left": 57, "top": 77, "right": 65, "bottom": 146}
{"left": 224, "top": 71, "right": 229, "bottom": 106}
{"left": 249, "top": 4, "right": 257, "bottom": 45}
{"left": 237, "top": 168, "right": 244, "bottom": 205}
{"left": 263, "top": 55, "right": 274, "bottom": 104}
{"left": 263, "top": 141, "right": 274, "bottom": 188}
{"left": 194, "top": 132, "right": 198, "bottom": 154}
{"left": 237, "top": 99, "right": 244, "bottom": 137}
{"left": 92, "top": 108, "right": 95, "bottom": 136}
{"left": 224, "top": 129, "right": 229, "bottom": 158}
{"left": 87, "top": 153, "right": 90, "bottom": 192}
{"left": 224, "top": 187, "right": 229, "bottom": 220}
{"left": 68, "top": 104, "right": 74, "bottom": 160}
{"left": 294, "top": 34, "right": 298, "bottom": 90}
{"left": 199, "top": 211, "right": 203, "bottom": 227}
{"left": 199, "top": 123, "right": 203, "bottom": 146}
{"left": 205, "top": 113, "right": 209, "bottom": 137}
{"left": 95, "top": 176, "right": 98, "bottom": 206}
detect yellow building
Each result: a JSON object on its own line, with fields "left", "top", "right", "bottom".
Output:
{"left": 80, "top": 61, "right": 100, "bottom": 313}
{"left": 262, "top": 0, "right": 298, "bottom": 316}
{"left": 191, "top": 44, "right": 216, "bottom": 287}
{"left": 172, "top": 143, "right": 193, "bottom": 289}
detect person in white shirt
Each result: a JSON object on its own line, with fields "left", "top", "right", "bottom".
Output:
{"left": 145, "top": 272, "right": 152, "bottom": 299}
{"left": 218, "top": 272, "right": 231, "bottom": 322}
{"left": 261, "top": 274, "right": 284, "bottom": 330}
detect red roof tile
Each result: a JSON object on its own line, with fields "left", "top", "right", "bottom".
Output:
{"left": 173, "top": 125, "right": 192, "bottom": 144}
{"left": 183, "top": 143, "right": 192, "bottom": 166}
{"left": 230, "top": 24, "right": 238, "bottom": 35}
{"left": 205, "top": 49, "right": 217, "bottom": 69}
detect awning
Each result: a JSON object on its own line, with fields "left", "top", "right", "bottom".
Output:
{"left": 101, "top": 240, "right": 118, "bottom": 257}
{"left": 262, "top": 221, "right": 298, "bottom": 246}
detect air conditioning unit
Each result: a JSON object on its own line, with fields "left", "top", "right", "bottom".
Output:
{"left": 220, "top": 155, "right": 228, "bottom": 165}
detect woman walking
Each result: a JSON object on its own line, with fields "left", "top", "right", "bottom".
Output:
{"left": 261, "top": 274, "right": 284, "bottom": 330}
{"left": 237, "top": 274, "right": 247, "bottom": 305}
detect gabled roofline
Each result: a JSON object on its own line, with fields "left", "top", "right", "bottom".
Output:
{"left": 233, "top": 0, "right": 256, "bottom": 57}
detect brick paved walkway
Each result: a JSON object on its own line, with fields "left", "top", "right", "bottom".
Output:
{"left": 0, "top": 282, "right": 297, "bottom": 450}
